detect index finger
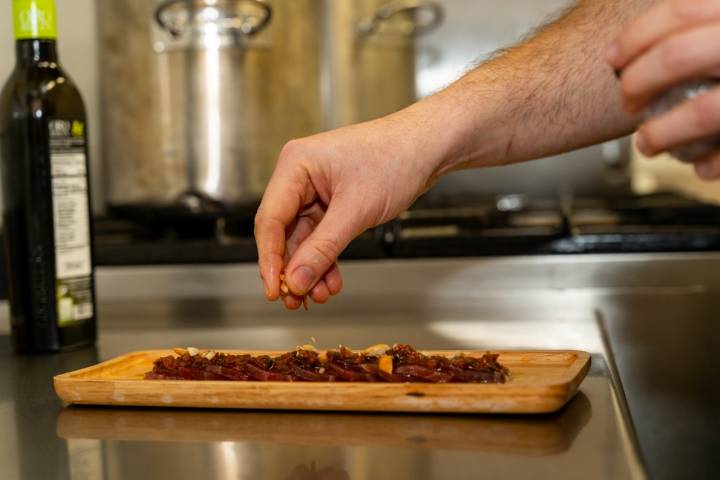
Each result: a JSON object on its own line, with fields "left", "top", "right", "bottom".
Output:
{"left": 609, "top": 0, "right": 720, "bottom": 70}
{"left": 254, "top": 166, "right": 314, "bottom": 301}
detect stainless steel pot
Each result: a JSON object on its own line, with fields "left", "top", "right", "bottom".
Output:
{"left": 99, "top": 0, "right": 323, "bottom": 217}
{"left": 323, "top": 0, "right": 444, "bottom": 128}
{"left": 98, "top": 0, "right": 440, "bottom": 219}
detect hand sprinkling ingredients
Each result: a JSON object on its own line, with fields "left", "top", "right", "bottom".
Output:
{"left": 256, "top": 0, "right": 720, "bottom": 311}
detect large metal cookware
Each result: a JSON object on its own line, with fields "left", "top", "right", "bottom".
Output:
{"left": 98, "top": 0, "right": 441, "bottom": 218}
{"left": 99, "top": 0, "right": 322, "bottom": 217}
{"left": 323, "top": 0, "right": 444, "bottom": 128}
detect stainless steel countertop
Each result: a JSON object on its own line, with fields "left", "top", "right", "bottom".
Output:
{"left": 1, "top": 253, "right": 718, "bottom": 480}
{"left": 0, "top": 339, "right": 639, "bottom": 480}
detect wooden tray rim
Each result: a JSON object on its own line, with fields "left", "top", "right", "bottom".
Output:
{"left": 53, "top": 349, "right": 591, "bottom": 414}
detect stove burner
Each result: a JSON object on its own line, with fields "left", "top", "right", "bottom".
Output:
{"left": 91, "top": 193, "right": 720, "bottom": 266}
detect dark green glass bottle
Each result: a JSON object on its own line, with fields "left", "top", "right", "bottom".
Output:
{"left": 0, "top": 0, "right": 97, "bottom": 353}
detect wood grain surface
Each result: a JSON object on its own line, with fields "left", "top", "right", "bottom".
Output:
{"left": 54, "top": 350, "right": 591, "bottom": 414}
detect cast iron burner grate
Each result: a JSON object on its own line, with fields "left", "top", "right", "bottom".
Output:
{"left": 90, "top": 193, "right": 720, "bottom": 266}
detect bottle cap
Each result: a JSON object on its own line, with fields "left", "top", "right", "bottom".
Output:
{"left": 13, "top": 0, "right": 57, "bottom": 40}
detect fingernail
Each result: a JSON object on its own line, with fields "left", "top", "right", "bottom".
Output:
{"left": 290, "top": 266, "right": 315, "bottom": 294}
{"left": 606, "top": 43, "right": 619, "bottom": 64}
{"left": 635, "top": 133, "right": 650, "bottom": 156}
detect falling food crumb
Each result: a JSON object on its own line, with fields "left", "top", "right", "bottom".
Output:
{"left": 280, "top": 274, "right": 289, "bottom": 294}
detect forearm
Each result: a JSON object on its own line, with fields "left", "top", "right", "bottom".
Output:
{"left": 409, "top": 0, "right": 658, "bottom": 177}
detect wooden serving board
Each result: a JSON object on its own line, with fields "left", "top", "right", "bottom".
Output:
{"left": 54, "top": 350, "right": 591, "bottom": 414}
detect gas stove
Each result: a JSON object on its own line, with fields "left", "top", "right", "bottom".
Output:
{"left": 392, "top": 193, "right": 720, "bottom": 257}
{"left": 90, "top": 193, "right": 720, "bottom": 266}
{"left": 92, "top": 213, "right": 388, "bottom": 266}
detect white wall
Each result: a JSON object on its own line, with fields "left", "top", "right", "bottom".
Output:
{"left": 0, "top": 0, "right": 101, "bottom": 211}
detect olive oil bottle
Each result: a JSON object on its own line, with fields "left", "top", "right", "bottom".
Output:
{"left": 0, "top": 0, "right": 97, "bottom": 352}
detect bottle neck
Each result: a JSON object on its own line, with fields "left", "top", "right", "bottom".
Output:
{"left": 15, "top": 39, "right": 59, "bottom": 67}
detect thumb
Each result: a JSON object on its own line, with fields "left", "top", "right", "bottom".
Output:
{"left": 285, "top": 200, "right": 364, "bottom": 296}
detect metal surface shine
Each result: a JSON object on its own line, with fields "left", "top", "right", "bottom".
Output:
{"left": 1, "top": 253, "right": 719, "bottom": 479}
{"left": 0, "top": 340, "right": 637, "bottom": 480}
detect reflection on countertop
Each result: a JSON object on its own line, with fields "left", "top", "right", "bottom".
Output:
{"left": 49, "top": 370, "right": 632, "bottom": 480}
{"left": 57, "top": 392, "right": 592, "bottom": 456}
{"left": 0, "top": 339, "right": 639, "bottom": 480}
{"left": 2, "top": 254, "right": 720, "bottom": 479}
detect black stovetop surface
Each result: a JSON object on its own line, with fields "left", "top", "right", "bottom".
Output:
{"left": 91, "top": 193, "right": 720, "bottom": 266}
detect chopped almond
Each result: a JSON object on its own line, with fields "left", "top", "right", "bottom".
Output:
{"left": 280, "top": 274, "right": 289, "bottom": 294}
{"left": 280, "top": 272, "right": 309, "bottom": 310}
{"left": 203, "top": 351, "right": 217, "bottom": 360}
{"left": 363, "top": 344, "right": 391, "bottom": 357}
{"left": 187, "top": 347, "right": 201, "bottom": 357}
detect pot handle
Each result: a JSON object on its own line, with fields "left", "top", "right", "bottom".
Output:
{"left": 155, "top": 0, "right": 273, "bottom": 38}
{"left": 357, "top": 0, "right": 444, "bottom": 38}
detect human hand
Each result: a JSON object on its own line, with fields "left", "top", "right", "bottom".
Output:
{"left": 607, "top": 0, "right": 720, "bottom": 179}
{"left": 255, "top": 108, "right": 444, "bottom": 309}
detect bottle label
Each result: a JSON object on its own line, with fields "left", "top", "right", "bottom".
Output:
{"left": 48, "top": 119, "right": 94, "bottom": 325}
{"left": 13, "top": 0, "right": 57, "bottom": 40}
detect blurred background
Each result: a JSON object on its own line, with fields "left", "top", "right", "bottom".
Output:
{"left": 0, "top": 0, "right": 719, "bottom": 267}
